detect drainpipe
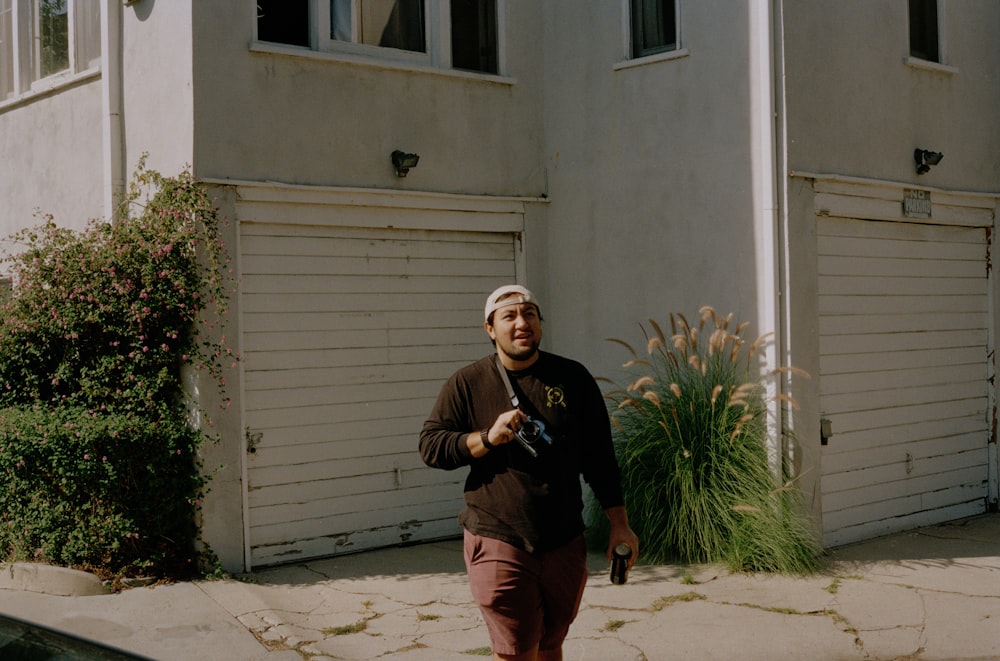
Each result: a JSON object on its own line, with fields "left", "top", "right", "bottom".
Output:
{"left": 748, "top": 0, "right": 783, "bottom": 480}
{"left": 100, "top": 0, "right": 125, "bottom": 223}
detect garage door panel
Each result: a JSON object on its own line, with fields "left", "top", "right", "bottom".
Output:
{"left": 825, "top": 398, "right": 985, "bottom": 436}
{"left": 820, "top": 381, "right": 986, "bottom": 414}
{"left": 819, "top": 312, "right": 988, "bottom": 336}
{"left": 246, "top": 379, "right": 440, "bottom": 410}
{"left": 245, "top": 360, "right": 470, "bottom": 390}
{"left": 819, "top": 329, "right": 985, "bottom": 354}
{"left": 818, "top": 218, "right": 983, "bottom": 242}
{"left": 819, "top": 255, "right": 983, "bottom": 278}
{"left": 819, "top": 346, "right": 983, "bottom": 375}
{"left": 241, "top": 273, "right": 508, "bottom": 296}
{"left": 248, "top": 452, "right": 428, "bottom": 491}
{"left": 241, "top": 223, "right": 517, "bottom": 566}
{"left": 819, "top": 294, "right": 985, "bottom": 315}
{"left": 822, "top": 493, "right": 984, "bottom": 542}
{"left": 244, "top": 343, "right": 487, "bottom": 372}
{"left": 822, "top": 446, "right": 988, "bottom": 496}
{"left": 821, "top": 464, "right": 987, "bottom": 512}
{"left": 250, "top": 517, "right": 462, "bottom": 565}
{"left": 819, "top": 363, "right": 984, "bottom": 396}
{"left": 242, "top": 327, "right": 478, "bottom": 352}
{"left": 245, "top": 395, "right": 434, "bottom": 429}
{"left": 249, "top": 494, "right": 462, "bottom": 548}
{"left": 245, "top": 253, "right": 515, "bottom": 279}
{"left": 248, "top": 416, "right": 423, "bottom": 447}
{"left": 818, "top": 217, "right": 989, "bottom": 546}
{"left": 821, "top": 428, "right": 986, "bottom": 473}
{"left": 242, "top": 233, "right": 514, "bottom": 261}
{"left": 243, "top": 309, "right": 478, "bottom": 333}
{"left": 242, "top": 292, "right": 487, "bottom": 315}
{"left": 250, "top": 434, "right": 418, "bottom": 465}
{"left": 818, "top": 275, "right": 986, "bottom": 297}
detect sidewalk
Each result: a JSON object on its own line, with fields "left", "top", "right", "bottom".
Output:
{"left": 2, "top": 514, "right": 999, "bottom": 660}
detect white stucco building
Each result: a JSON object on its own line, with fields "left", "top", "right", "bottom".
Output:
{"left": 2, "top": 0, "right": 998, "bottom": 571}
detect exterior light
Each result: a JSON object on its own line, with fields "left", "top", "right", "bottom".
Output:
{"left": 391, "top": 151, "right": 420, "bottom": 177}
{"left": 914, "top": 149, "right": 943, "bottom": 175}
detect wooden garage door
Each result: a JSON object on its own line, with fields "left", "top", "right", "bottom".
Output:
{"left": 240, "top": 222, "right": 517, "bottom": 566}
{"left": 818, "top": 217, "right": 990, "bottom": 546}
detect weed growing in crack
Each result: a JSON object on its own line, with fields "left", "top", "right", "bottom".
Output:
{"left": 652, "top": 592, "right": 706, "bottom": 611}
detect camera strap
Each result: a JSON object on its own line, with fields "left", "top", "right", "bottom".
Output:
{"left": 494, "top": 355, "right": 520, "bottom": 409}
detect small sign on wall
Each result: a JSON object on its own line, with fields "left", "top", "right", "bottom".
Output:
{"left": 903, "top": 189, "right": 931, "bottom": 219}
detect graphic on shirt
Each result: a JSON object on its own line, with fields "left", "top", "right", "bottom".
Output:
{"left": 546, "top": 384, "right": 566, "bottom": 409}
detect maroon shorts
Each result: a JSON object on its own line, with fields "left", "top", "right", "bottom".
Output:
{"left": 463, "top": 530, "right": 588, "bottom": 656}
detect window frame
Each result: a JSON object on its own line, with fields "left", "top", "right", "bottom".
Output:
{"left": 254, "top": 0, "right": 505, "bottom": 77}
{"left": 908, "top": 0, "right": 940, "bottom": 63}
{"left": 1, "top": 0, "right": 99, "bottom": 104}
{"left": 317, "top": 0, "right": 436, "bottom": 66}
{"left": 627, "top": 0, "right": 679, "bottom": 61}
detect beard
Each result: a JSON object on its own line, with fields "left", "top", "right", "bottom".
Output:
{"left": 498, "top": 337, "right": 540, "bottom": 363}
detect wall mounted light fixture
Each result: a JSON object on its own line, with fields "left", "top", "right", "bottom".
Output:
{"left": 914, "top": 148, "right": 943, "bottom": 175}
{"left": 391, "top": 150, "right": 420, "bottom": 177}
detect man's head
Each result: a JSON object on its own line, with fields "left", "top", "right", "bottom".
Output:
{"left": 484, "top": 285, "right": 543, "bottom": 368}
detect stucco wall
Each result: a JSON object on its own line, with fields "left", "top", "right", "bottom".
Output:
{"left": 0, "top": 79, "right": 104, "bottom": 237}
{"left": 121, "top": 1, "right": 195, "bottom": 180}
{"left": 189, "top": 2, "right": 545, "bottom": 197}
{"left": 539, "top": 1, "right": 760, "bottom": 381}
{"left": 782, "top": 1, "right": 1000, "bottom": 189}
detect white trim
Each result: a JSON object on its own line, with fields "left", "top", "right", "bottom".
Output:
{"left": 0, "top": 64, "right": 97, "bottom": 112}
{"left": 248, "top": 40, "right": 516, "bottom": 86}
{"left": 749, "top": 0, "right": 781, "bottom": 480}
{"left": 202, "top": 179, "right": 544, "bottom": 233}
{"left": 904, "top": 56, "right": 958, "bottom": 75}
{"left": 100, "top": 0, "right": 123, "bottom": 222}
{"left": 790, "top": 171, "right": 1000, "bottom": 219}
{"left": 613, "top": 47, "right": 688, "bottom": 72}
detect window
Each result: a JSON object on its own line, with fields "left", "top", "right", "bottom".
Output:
{"left": 34, "top": 0, "right": 70, "bottom": 80}
{"left": 1, "top": 0, "right": 13, "bottom": 99}
{"left": 257, "top": 0, "right": 310, "bottom": 47}
{"left": 256, "top": 0, "right": 501, "bottom": 75}
{"left": 908, "top": 0, "right": 939, "bottom": 62}
{"left": 451, "top": 0, "right": 496, "bottom": 74}
{"left": 332, "top": 0, "right": 426, "bottom": 53}
{"left": 631, "top": 0, "right": 677, "bottom": 59}
{"left": 1, "top": 0, "right": 100, "bottom": 103}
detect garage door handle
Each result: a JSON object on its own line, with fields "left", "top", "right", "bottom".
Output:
{"left": 246, "top": 427, "right": 263, "bottom": 454}
{"left": 820, "top": 418, "right": 833, "bottom": 446}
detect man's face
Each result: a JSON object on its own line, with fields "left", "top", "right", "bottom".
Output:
{"left": 486, "top": 302, "right": 542, "bottom": 366}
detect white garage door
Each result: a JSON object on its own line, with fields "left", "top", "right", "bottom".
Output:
{"left": 818, "top": 217, "right": 990, "bottom": 546}
{"left": 240, "top": 222, "right": 517, "bottom": 566}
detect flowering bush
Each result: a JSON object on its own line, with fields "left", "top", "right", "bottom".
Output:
{"left": 594, "top": 307, "right": 821, "bottom": 573}
{"left": 0, "top": 160, "right": 233, "bottom": 579}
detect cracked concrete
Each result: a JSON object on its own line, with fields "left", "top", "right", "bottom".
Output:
{"left": 1, "top": 514, "right": 999, "bottom": 660}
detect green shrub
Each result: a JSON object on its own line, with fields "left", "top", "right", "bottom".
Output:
{"left": 0, "top": 406, "right": 204, "bottom": 575}
{"left": 595, "top": 307, "right": 821, "bottom": 573}
{"left": 0, "top": 159, "right": 232, "bottom": 579}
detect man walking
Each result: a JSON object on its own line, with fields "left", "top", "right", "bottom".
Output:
{"left": 420, "top": 285, "right": 639, "bottom": 661}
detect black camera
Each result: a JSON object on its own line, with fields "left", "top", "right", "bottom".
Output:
{"left": 513, "top": 416, "right": 553, "bottom": 457}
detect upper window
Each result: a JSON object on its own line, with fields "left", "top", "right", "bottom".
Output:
{"left": 908, "top": 0, "right": 939, "bottom": 62}
{"left": 256, "top": 0, "right": 500, "bottom": 75}
{"left": 1, "top": 0, "right": 100, "bottom": 103}
{"left": 631, "top": 0, "right": 677, "bottom": 59}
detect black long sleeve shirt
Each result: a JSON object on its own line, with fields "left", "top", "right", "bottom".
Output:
{"left": 419, "top": 351, "right": 624, "bottom": 553}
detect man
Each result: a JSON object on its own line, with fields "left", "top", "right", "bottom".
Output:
{"left": 420, "top": 285, "right": 639, "bottom": 661}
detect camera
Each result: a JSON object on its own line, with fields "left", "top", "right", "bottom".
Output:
{"left": 513, "top": 416, "right": 553, "bottom": 457}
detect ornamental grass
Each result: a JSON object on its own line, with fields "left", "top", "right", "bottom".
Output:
{"left": 597, "top": 306, "right": 821, "bottom": 573}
